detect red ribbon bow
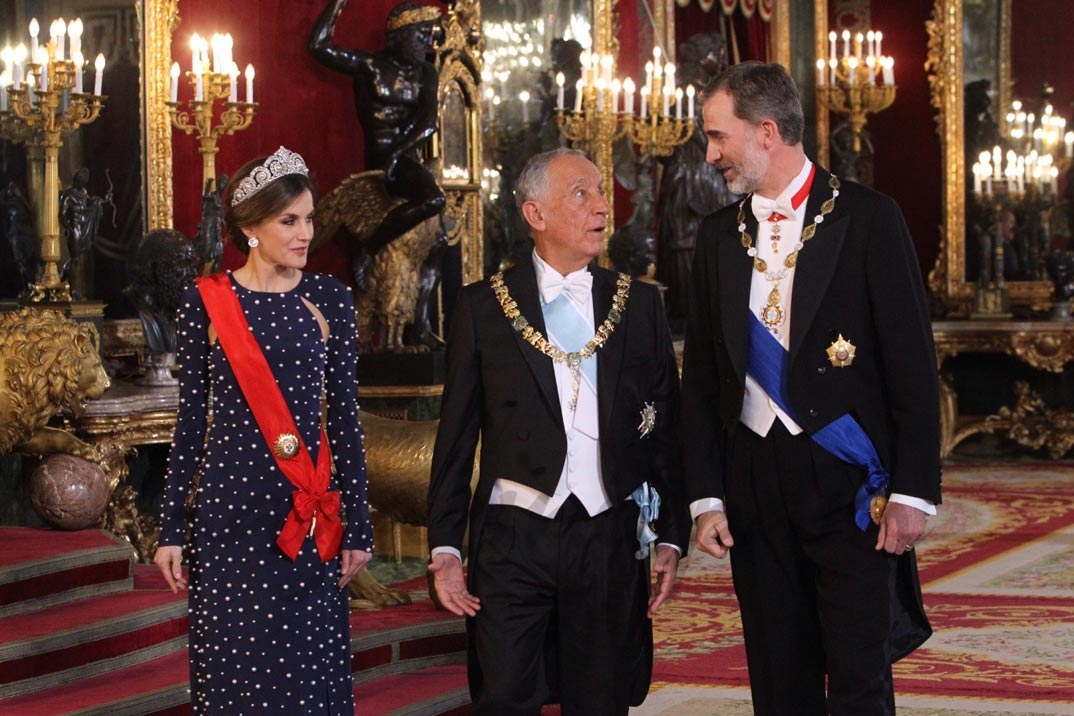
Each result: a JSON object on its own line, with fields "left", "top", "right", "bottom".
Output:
{"left": 278, "top": 489, "right": 343, "bottom": 562}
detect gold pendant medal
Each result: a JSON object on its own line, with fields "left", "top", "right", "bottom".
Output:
{"left": 825, "top": 334, "right": 856, "bottom": 367}
{"left": 273, "top": 432, "right": 301, "bottom": 459}
{"left": 761, "top": 286, "right": 785, "bottom": 330}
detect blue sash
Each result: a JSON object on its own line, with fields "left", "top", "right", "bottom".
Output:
{"left": 746, "top": 312, "right": 890, "bottom": 531}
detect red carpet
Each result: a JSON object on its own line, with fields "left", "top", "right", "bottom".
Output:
{"left": 648, "top": 462, "right": 1074, "bottom": 708}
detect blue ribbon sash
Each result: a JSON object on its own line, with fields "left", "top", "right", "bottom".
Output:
{"left": 746, "top": 313, "right": 890, "bottom": 531}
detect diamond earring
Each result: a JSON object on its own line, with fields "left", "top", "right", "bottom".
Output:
{"left": 247, "top": 236, "right": 259, "bottom": 248}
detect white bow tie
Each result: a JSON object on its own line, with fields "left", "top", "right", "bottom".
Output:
{"left": 750, "top": 195, "right": 795, "bottom": 224}
{"left": 541, "top": 268, "right": 593, "bottom": 305}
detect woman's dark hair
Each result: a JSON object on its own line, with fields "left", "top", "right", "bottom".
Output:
{"left": 223, "top": 157, "right": 315, "bottom": 254}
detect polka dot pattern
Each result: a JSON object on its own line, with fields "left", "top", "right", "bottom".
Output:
{"left": 160, "top": 271, "right": 372, "bottom": 714}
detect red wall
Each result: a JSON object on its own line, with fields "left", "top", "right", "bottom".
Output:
{"left": 1010, "top": 1, "right": 1074, "bottom": 117}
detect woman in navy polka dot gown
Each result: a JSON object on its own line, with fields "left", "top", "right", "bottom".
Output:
{"left": 155, "top": 147, "right": 373, "bottom": 714}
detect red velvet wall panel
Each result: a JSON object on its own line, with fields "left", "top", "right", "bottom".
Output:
{"left": 1010, "top": 1, "right": 1074, "bottom": 116}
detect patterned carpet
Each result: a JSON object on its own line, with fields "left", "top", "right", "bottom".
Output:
{"left": 632, "top": 463, "right": 1074, "bottom": 714}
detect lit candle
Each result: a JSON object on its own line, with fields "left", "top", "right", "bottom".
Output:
{"left": 169, "top": 61, "right": 179, "bottom": 102}
{"left": 623, "top": 77, "right": 635, "bottom": 115}
{"left": 39, "top": 62, "right": 48, "bottom": 93}
{"left": 519, "top": 89, "right": 530, "bottom": 123}
{"left": 686, "top": 83, "right": 695, "bottom": 118}
{"left": 224, "top": 33, "right": 234, "bottom": 74}
{"left": 93, "top": 53, "right": 104, "bottom": 95}
{"left": 972, "top": 163, "right": 982, "bottom": 195}
{"left": 610, "top": 78, "right": 621, "bottom": 114}
{"left": 828, "top": 58, "right": 836, "bottom": 85}
{"left": 881, "top": 56, "right": 894, "bottom": 86}
{"left": 195, "top": 71, "right": 203, "bottom": 101}
{"left": 579, "top": 50, "right": 590, "bottom": 84}
{"left": 675, "top": 87, "right": 683, "bottom": 119}
{"left": 828, "top": 31, "right": 836, "bottom": 64}
{"left": 596, "top": 78, "right": 605, "bottom": 112}
{"left": 816, "top": 58, "right": 826, "bottom": 87}
{"left": 847, "top": 56, "right": 858, "bottom": 86}
{"left": 55, "top": 19, "right": 67, "bottom": 61}
{"left": 29, "top": 18, "right": 39, "bottom": 59}
{"left": 600, "top": 54, "right": 612, "bottom": 86}
{"left": 555, "top": 72, "right": 564, "bottom": 110}
{"left": 866, "top": 30, "right": 875, "bottom": 60}
{"left": 842, "top": 30, "right": 850, "bottom": 58}
{"left": 644, "top": 61, "right": 653, "bottom": 95}
{"left": 13, "top": 45, "right": 26, "bottom": 87}
{"left": 68, "top": 19, "right": 82, "bottom": 60}
{"left": 662, "top": 83, "right": 672, "bottom": 117}
{"left": 0, "top": 71, "right": 8, "bottom": 111}
{"left": 73, "top": 50, "right": 83, "bottom": 93}
{"left": 854, "top": 32, "right": 863, "bottom": 60}
{"left": 1065, "top": 131, "right": 1073, "bottom": 159}
{"left": 875, "top": 31, "right": 883, "bottom": 58}
{"left": 190, "top": 33, "right": 201, "bottom": 74}
{"left": 574, "top": 79, "right": 583, "bottom": 113}
{"left": 640, "top": 86, "right": 649, "bottom": 120}
{"left": 245, "top": 64, "right": 255, "bottom": 103}
{"left": 229, "top": 63, "right": 238, "bottom": 103}
{"left": 992, "top": 145, "right": 1002, "bottom": 180}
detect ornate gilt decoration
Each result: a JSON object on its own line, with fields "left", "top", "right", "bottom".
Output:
{"left": 145, "top": 0, "right": 181, "bottom": 230}
{"left": 435, "top": 0, "right": 483, "bottom": 285}
{"left": 925, "top": 0, "right": 1052, "bottom": 315}
{"left": 987, "top": 381, "right": 1074, "bottom": 459}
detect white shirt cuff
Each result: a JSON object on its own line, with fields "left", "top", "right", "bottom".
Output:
{"left": 689, "top": 497, "right": 725, "bottom": 521}
{"left": 888, "top": 493, "right": 937, "bottom": 516}
{"left": 431, "top": 546, "right": 462, "bottom": 562}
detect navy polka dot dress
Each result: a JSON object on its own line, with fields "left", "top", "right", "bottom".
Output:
{"left": 160, "top": 271, "right": 373, "bottom": 715}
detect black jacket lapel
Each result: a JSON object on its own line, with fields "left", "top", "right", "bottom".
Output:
{"left": 717, "top": 198, "right": 755, "bottom": 384}
{"left": 595, "top": 267, "right": 627, "bottom": 430}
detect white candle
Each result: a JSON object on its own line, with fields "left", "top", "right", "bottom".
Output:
{"left": 623, "top": 77, "right": 635, "bottom": 115}
{"left": 190, "top": 33, "right": 201, "bottom": 74}
{"left": 816, "top": 59, "right": 825, "bottom": 87}
{"left": 828, "top": 31, "right": 836, "bottom": 64}
{"left": 686, "top": 84, "right": 695, "bottom": 118}
{"left": 39, "top": 63, "right": 48, "bottom": 93}
{"left": 13, "top": 44, "right": 25, "bottom": 87}
{"left": 55, "top": 19, "right": 67, "bottom": 61}
{"left": 195, "top": 71, "right": 203, "bottom": 101}
{"left": 847, "top": 57, "right": 857, "bottom": 86}
{"left": 519, "top": 89, "right": 530, "bottom": 122}
{"left": 973, "top": 164, "right": 982, "bottom": 195}
{"left": 26, "top": 72, "right": 34, "bottom": 104}
{"left": 574, "top": 79, "right": 583, "bottom": 113}
{"left": 866, "top": 30, "right": 875, "bottom": 60}
{"left": 93, "top": 53, "right": 104, "bottom": 95}
{"left": 245, "top": 64, "right": 254, "bottom": 103}
{"left": 224, "top": 33, "right": 234, "bottom": 74}
{"left": 644, "top": 61, "right": 653, "bottom": 95}
{"left": 29, "top": 19, "right": 39, "bottom": 59}
{"left": 68, "top": 19, "right": 82, "bottom": 60}
{"left": 842, "top": 30, "right": 850, "bottom": 58}
{"left": 596, "top": 79, "right": 604, "bottom": 112}
{"left": 854, "top": 32, "right": 863, "bottom": 60}
{"left": 0, "top": 72, "right": 7, "bottom": 112}
{"left": 1065, "top": 131, "right": 1073, "bottom": 159}
{"left": 881, "top": 57, "right": 894, "bottom": 86}
{"left": 229, "top": 63, "right": 238, "bottom": 103}
{"left": 73, "top": 51, "right": 83, "bottom": 93}
{"left": 555, "top": 72, "right": 564, "bottom": 110}
{"left": 640, "top": 86, "right": 649, "bottom": 119}
{"left": 600, "top": 54, "right": 612, "bottom": 86}
{"left": 675, "top": 87, "right": 683, "bottom": 119}
{"left": 665, "top": 63, "right": 676, "bottom": 93}
{"left": 992, "top": 146, "right": 1002, "bottom": 180}
{"left": 662, "top": 83, "right": 672, "bottom": 117}
{"left": 875, "top": 31, "right": 883, "bottom": 58}
{"left": 169, "top": 61, "right": 179, "bottom": 102}
{"left": 611, "top": 78, "right": 621, "bottom": 114}
{"left": 828, "top": 58, "right": 836, "bottom": 86}
{"left": 579, "top": 50, "right": 590, "bottom": 84}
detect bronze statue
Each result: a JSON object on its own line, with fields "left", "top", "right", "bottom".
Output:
{"left": 194, "top": 176, "right": 228, "bottom": 276}
{"left": 59, "top": 168, "right": 113, "bottom": 295}
{"left": 1, "top": 180, "right": 37, "bottom": 298}
{"left": 309, "top": 0, "right": 447, "bottom": 291}
{"left": 656, "top": 32, "right": 737, "bottom": 326}
{"left": 125, "top": 229, "right": 200, "bottom": 358}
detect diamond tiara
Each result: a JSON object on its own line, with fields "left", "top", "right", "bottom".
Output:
{"left": 230, "top": 146, "right": 310, "bottom": 207}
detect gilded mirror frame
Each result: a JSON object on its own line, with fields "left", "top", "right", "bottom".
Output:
{"left": 925, "top": 0, "right": 1052, "bottom": 315}
{"left": 144, "top": 0, "right": 179, "bottom": 230}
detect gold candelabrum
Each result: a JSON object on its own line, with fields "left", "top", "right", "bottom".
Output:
{"left": 6, "top": 50, "right": 106, "bottom": 303}
{"left": 167, "top": 71, "right": 256, "bottom": 192}
{"left": 816, "top": 30, "right": 896, "bottom": 154}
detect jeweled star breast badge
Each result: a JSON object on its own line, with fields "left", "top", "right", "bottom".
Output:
{"left": 638, "top": 402, "right": 657, "bottom": 439}
{"left": 826, "top": 334, "right": 856, "bottom": 367}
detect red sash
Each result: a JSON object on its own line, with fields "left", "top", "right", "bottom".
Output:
{"left": 197, "top": 273, "right": 343, "bottom": 562}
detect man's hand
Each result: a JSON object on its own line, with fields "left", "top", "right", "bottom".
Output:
{"left": 648, "top": 544, "right": 680, "bottom": 617}
{"left": 338, "top": 549, "right": 372, "bottom": 589}
{"left": 428, "top": 553, "right": 481, "bottom": 617}
{"left": 153, "top": 545, "right": 188, "bottom": 594}
{"left": 876, "top": 501, "right": 928, "bottom": 555}
{"left": 694, "top": 509, "right": 734, "bottom": 559}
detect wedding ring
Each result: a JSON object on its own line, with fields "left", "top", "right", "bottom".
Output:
{"left": 905, "top": 543, "right": 914, "bottom": 551}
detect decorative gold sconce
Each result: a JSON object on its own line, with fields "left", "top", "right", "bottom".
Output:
{"left": 816, "top": 30, "right": 896, "bottom": 155}
{"left": 166, "top": 34, "right": 256, "bottom": 192}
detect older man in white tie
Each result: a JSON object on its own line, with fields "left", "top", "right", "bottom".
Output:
{"left": 427, "top": 147, "right": 690, "bottom": 716}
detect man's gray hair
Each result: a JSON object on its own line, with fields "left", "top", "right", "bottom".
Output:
{"left": 514, "top": 147, "right": 588, "bottom": 213}
{"left": 701, "top": 61, "right": 804, "bottom": 146}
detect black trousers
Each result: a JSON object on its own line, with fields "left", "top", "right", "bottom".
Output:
{"left": 727, "top": 422, "right": 897, "bottom": 716}
{"left": 467, "top": 495, "right": 651, "bottom": 716}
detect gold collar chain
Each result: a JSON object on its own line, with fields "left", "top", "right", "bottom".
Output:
{"left": 738, "top": 174, "right": 840, "bottom": 281}
{"left": 491, "top": 269, "right": 631, "bottom": 373}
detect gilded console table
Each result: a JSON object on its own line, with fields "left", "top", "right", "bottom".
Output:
{"left": 933, "top": 321, "right": 1074, "bottom": 459}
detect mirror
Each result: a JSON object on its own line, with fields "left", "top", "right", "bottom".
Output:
{"left": 0, "top": 0, "right": 175, "bottom": 312}
{"left": 927, "top": 0, "right": 1058, "bottom": 315}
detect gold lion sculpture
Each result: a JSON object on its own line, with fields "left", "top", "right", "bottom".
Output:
{"left": 350, "top": 409, "right": 479, "bottom": 609}
{"left": 0, "top": 308, "right": 111, "bottom": 460}
{"left": 315, "top": 170, "right": 442, "bottom": 353}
